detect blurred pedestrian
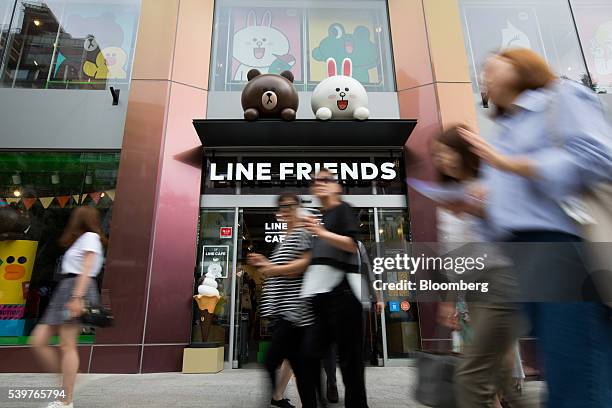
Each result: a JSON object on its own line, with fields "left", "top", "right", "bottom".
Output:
{"left": 301, "top": 169, "right": 368, "bottom": 408}
{"left": 247, "top": 192, "right": 314, "bottom": 408}
{"left": 459, "top": 48, "right": 612, "bottom": 408}
{"left": 432, "top": 125, "right": 526, "bottom": 408}
{"left": 31, "top": 206, "right": 107, "bottom": 408}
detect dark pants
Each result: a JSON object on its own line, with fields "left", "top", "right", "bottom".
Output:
{"left": 265, "top": 318, "right": 310, "bottom": 404}
{"left": 510, "top": 230, "right": 612, "bottom": 408}
{"left": 303, "top": 277, "right": 369, "bottom": 408}
{"left": 323, "top": 344, "right": 337, "bottom": 387}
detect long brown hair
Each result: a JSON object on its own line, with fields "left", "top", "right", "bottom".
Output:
{"left": 487, "top": 49, "right": 557, "bottom": 117}
{"left": 59, "top": 206, "right": 108, "bottom": 248}
{"left": 433, "top": 125, "right": 480, "bottom": 182}
{"left": 497, "top": 48, "right": 557, "bottom": 93}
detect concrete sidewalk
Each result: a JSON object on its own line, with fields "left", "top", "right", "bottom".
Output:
{"left": 0, "top": 368, "right": 543, "bottom": 408}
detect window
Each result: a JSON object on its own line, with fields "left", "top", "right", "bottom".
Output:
{"left": 570, "top": 0, "right": 612, "bottom": 94}
{"left": 0, "top": 0, "right": 141, "bottom": 90}
{"left": 458, "top": 0, "right": 592, "bottom": 133}
{"left": 0, "top": 152, "right": 119, "bottom": 342}
{"left": 210, "top": 0, "right": 395, "bottom": 92}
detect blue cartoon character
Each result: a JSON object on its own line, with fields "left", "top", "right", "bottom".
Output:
{"left": 312, "top": 23, "right": 378, "bottom": 84}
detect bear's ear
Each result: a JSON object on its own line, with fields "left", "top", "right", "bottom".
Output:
{"left": 280, "top": 70, "right": 294, "bottom": 83}
{"left": 247, "top": 69, "right": 261, "bottom": 81}
{"left": 328, "top": 23, "right": 345, "bottom": 39}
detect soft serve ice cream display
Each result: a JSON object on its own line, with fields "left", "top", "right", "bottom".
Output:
{"left": 193, "top": 268, "right": 221, "bottom": 342}
{"left": 198, "top": 271, "right": 220, "bottom": 297}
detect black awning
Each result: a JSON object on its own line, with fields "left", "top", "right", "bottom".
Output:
{"left": 192, "top": 119, "right": 417, "bottom": 151}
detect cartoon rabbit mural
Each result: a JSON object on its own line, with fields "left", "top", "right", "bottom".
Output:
{"left": 311, "top": 58, "right": 370, "bottom": 121}
{"left": 232, "top": 10, "right": 295, "bottom": 81}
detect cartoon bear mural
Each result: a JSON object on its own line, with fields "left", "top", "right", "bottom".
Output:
{"left": 233, "top": 10, "right": 296, "bottom": 81}
{"left": 241, "top": 69, "right": 299, "bottom": 121}
{"left": 312, "top": 23, "right": 378, "bottom": 84}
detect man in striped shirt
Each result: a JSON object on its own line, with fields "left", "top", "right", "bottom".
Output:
{"left": 247, "top": 192, "right": 315, "bottom": 408}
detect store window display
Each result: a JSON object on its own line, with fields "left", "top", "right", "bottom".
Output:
{"left": 0, "top": 0, "right": 141, "bottom": 90}
{"left": 210, "top": 0, "right": 395, "bottom": 92}
{"left": 0, "top": 152, "right": 119, "bottom": 343}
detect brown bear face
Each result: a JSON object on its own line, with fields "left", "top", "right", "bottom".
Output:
{"left": 241, "top": 69, "right": 299, "bottom": 121}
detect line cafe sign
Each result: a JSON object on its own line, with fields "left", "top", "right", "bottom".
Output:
{"left": 208, "top": 161, "right": 398, "bottom": 181}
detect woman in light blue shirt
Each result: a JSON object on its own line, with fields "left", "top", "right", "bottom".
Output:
{"left": 460, "top": 49, "right": 612, "bottom": 408}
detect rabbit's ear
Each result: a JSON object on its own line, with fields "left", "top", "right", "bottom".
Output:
{"left": 261, "top": 11, "right": 272, "bottom": 27}
{"left": 247, "top": 69, "right": 261, "bottom": 81}
{"left": 342, "top": 58, "right": 352, "bottom": 77}
{"left": 326, "top": 58, "right": 337, "bottom": 77}
{"left": 246, "top": 10, "right": 256, "bottom": 27}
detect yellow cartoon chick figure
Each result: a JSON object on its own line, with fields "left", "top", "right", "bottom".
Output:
{"left": 0, "top": 240, "right": 38, "bottom": 305}
{"left": 83, "top": 47, "right": 127, "bottom": 80}
{"left": 83, "top": 51, "right": 109, "bottom": 79}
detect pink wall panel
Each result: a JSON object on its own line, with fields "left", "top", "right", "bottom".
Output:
{"left": 143, "top": 83, "right": 206, "bottom": 344}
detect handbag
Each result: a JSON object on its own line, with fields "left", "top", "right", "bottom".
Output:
{"left": 80, "top": 303, "right": 114, "bottom": 328}
{"left": 547, "top": 84, "right": 612, "bottom": 306}
{"left": 415, "top": 351, "right": 460, "bottom": 408}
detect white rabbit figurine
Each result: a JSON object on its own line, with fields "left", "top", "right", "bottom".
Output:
{"left": 311, "top": 58, "right": 369, "bottom": 121}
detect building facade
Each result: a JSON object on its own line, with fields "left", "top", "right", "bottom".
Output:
{"left": 1, "top": 0, "right": 610, "bottom": 373}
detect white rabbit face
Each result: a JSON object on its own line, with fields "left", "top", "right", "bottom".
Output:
{"left": 233, "top": 11, "right": 290, "bottom": 68}
{"left": 312, "top": 76, "right": 368, "bottom": 118}
{"left": 311, "top": 58, "right": 368, "bottom": 120}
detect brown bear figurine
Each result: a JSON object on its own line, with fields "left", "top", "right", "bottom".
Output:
{"left": 241, "top": 69, "right": 298, "bottom": 121}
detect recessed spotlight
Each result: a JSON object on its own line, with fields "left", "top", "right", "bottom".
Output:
{"left": 33, "top": 19, "right": 41, "bottom": 26}
{"left": 13, "top": 190, "right": 21, "bottom": 197}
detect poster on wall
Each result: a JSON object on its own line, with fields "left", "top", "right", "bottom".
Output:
{"left": 572, "top": 4, "right": 612, "bottom": 92}
{"left": 49, "top": 2, "right": 140, "bottom": 87}
{"left": 462, "top": 4, "right": 546, "bottom": 92}
{"left": 0, "top": 240, "right": 38, "bottom": 336}
{"left": 308, "top": 9, "right": 381, "bottom": 85}
{"left": 202, "top": 245, "right": 229, "bottom": 279}
{"left": 230, "top": 8, "right": 302, "bottom": 82}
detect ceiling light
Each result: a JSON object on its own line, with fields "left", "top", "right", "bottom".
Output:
{"left": 33, "top": 19, "right": 41, "bottom": 26}
{"left": 33, "top": 60, "right": 38, "bottom": 66}
{"left": 13, "top": 190, "right": 21, "bottom": 197}
{"left": 101, "top": 192, "right": 105, "bottom": 198}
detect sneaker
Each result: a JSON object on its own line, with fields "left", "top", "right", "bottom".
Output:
{"left": 45, "top": 402, "right": 73, "bottom": 408}
{"left": 270, "top": 398, "right": 295, "bottom": 408}
{"left": 326, "top": 382, "right": 339, "bottom": 403}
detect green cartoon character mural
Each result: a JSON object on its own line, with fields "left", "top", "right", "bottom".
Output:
{"left": 312, "top": 23, "right": 378, "bottom": 84}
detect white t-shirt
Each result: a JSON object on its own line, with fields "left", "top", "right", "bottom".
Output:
{"left": 61, "top": 232, "right": 104, "bottom": 277}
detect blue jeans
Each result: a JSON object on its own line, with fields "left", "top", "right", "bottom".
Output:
{"left": 511, "top": 230, "right": 612, "bottom": 407}
{"left": 524, "top": 302, "right": 612, "bottom": 407}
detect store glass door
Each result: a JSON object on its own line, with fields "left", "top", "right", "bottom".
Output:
{"left": 232, "top": 206, "right": 415, "bottom": 368}
{"left": 193, "top": 203, "right": 417, "bottom": 369}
